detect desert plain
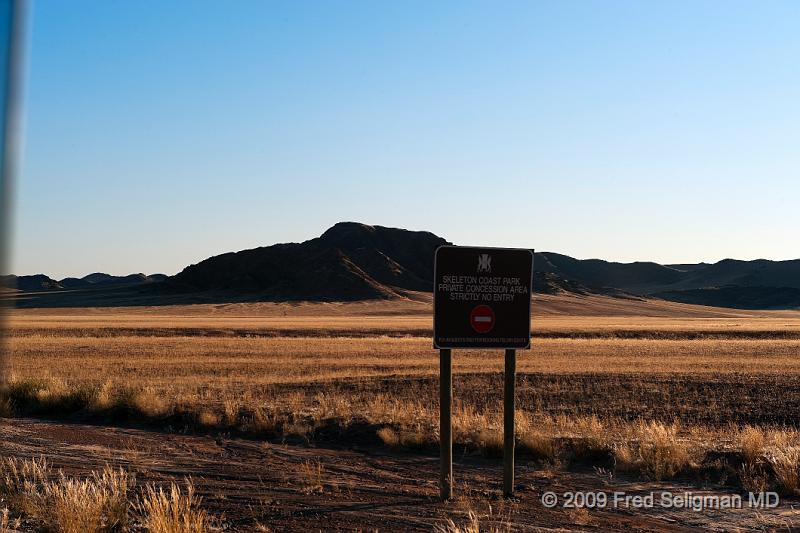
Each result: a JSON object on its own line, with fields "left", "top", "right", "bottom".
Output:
{"left": 3, "top": 292, "right": 800, "bottom": 531}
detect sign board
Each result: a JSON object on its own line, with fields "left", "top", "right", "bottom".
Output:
{"left": 433, "top": 246, "right": 533, "bottom": 349}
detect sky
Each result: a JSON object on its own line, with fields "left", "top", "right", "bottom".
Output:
{"left": 10, "top": 0, "right": 800, "bottom": 278}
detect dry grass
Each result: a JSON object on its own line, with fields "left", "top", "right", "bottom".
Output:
{"left": 568, "top": 506, "right": 592, "bottom": 526}
{"left": 0, "top": 508, "right": 16, "bottom": 533}
{"left": 6, "top": 312, "right": 800, "bottom": 454}
{"left": 137, "top": 481, "right": 209, "bottom": 533}
{"left": 767, "top": 448, "right": 800, "bottom": 495}
{"left": 0, "top": 397, "right": 12, "bottom": 418}
{"left": 0, "top": 456, "right": 50, "bottom": 517}
{"left": 740, "top": 462, "right": 769, "bottom": 494}
{"left": 0, "top": 457, "right": 214, "bottom": 533}
{"left": 8, "top": 334, "right": 800, "bottom": 391}
{"left": 435, "top": 511, "right": 482, "bottom": 533}
{"left": 39, "top": 467, "right": 132, "bottom": 533}
{"left": 518, "top": 432, "right": 555, "bottom": 461}
{"left": 376, "top": 427, "right": 400, "bottom": 447}
{"left": 6, "top": 317, "right": 800, "bottom": 461}
{"left": 634, "top": 421, "right": 692, "bottom": 481}
{"left": 376, "top": 426, "right": 430, "bottom": 449}
{"left": 435, "top": 507, "right": 512, "bottom": 533}
{"left": 0, "top": 458, "right": 131, "bottom": 532}
{"left": 297, "top": 460, "right": 324, "bottom": 495}
{"left": 739, "top": 426, "right": 767, "bottom": 465}
{"left": 5, "top": 304, "right": 800, "bottom": 497}
{"left": 611, "top": 422, "right": 693, "bottom": 480}
{"left": 4, "top": 374, "right": 800, "bottom": 487}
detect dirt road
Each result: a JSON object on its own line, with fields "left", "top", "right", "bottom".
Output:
{"left": 2, "top": 418, "right": 798, "bottom": 531}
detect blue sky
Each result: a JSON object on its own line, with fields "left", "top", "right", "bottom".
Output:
{"left": 11, "top": 1, "right": 800, "bottom": 277}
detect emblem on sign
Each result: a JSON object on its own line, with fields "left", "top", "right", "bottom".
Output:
{"left": 477, "top": 253, "right": 492, "bottom": 273}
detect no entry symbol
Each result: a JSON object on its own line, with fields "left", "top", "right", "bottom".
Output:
{"left": 469, "top": 304, "right": 495, "bottom": 334}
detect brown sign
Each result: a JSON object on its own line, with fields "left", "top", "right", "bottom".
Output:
{"left": 433, "top": 246, "right": 533, "bottom": 349}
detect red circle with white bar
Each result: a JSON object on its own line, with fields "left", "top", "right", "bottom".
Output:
{"left": 470, "top": 304, "right": 495, "bottom": 334}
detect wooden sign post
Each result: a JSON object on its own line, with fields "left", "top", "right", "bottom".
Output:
{"left": 440, "top": 348, "right": 453, "bottom": 501}
{"left": 433, "top": 246, "right": 533, "bottom": 500}
{"left": 503, "top": 348, "right": 516, "bottom": 497}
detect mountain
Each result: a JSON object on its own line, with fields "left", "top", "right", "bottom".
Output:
{"left": 83, "top": 273, "right": 166, "bottom": 286}
{"left": 533, "top": 252, "right": 684, "bottom": 293}
{"left": 531, "top": 271, "right": 635, "bottom": 297}
{"left": 82, "top": 273, "right": 116, "bottom": 284}
{"left": 0, "top": 272, "right": 167, "bottom": 292}
{"left": 532, "top": 253, "right": 800, "bottom": 309}
{"left": 59, "top": 277, "right": 91, "bottom": 288}
{"left": 536, "top": 253, "right": 800, "bottom": 295}
{"left": 0, "top": 274, "right": 63, "bottom": 292}
{"left": 4, "top": 222, "right": 799, "bottom": 309}
{"left": 666, "top": 263, "right": 710, "bottom": 273}
{"left": 172, "top": 222, "right": 448, "bottom": 300}
{"left": 170, "top": 223, "right": 647, "bottom": 301}
{"left": 676, "top": 259, "right": 800, "bottom": 291}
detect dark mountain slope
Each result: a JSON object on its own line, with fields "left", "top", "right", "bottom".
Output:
{"left": 0, "top": 274, "right": 62, "bottom": 292}
{"left": 81, "top": 273, "right": 165, "bottom": 285}
{"left": 532, "top": 271, "right": 635, "bottom": 297}
{"left": 316, "top": 223, "right": 445, "bottom": 290}
{"left": 666, "top": 263, "right": 710, "bottom": 272}
{"left": 679, "top": 259, "right": 800, "bottom": 290}
{"left": 536, "top": 253, "right": 800, "bottom": 296}
{"left": 172, "top": 222, "right": 449, "bottom": 300}
{"left": 654, "top": 286, "right": 800, "bottom": 310}
{"left": 59, "top": 277, "right": 91, "bottom": 288}
{"left": 171, "top": 223, "right": 639, "bottom": 301}
{"left": 2, "top": 273, "right": 168, "bottom": 292}
{"left": 82, "top": 273, "right": 117, "bottom": 284}
{"left": 535, "top": 252, "right": 684, "bottom": 293}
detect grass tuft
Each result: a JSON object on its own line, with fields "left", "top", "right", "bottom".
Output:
{"left": 0, "top": 507, "right": 15, "bottom": 533}
{"left": 740, "top": 462, "right": 769, "bottom": 494}
{"left": 39, "top": 467, "right": 133, "bottom": 533}
{"left": 476, "top": 429, "right": 504, "bottom": 458}
{"left": 435, "top": 508, "right": 511, "bottom": 533}
{"left": 518, "top": 432, "right": 555, "bottom": 461}
{"left": 298, "top": 460, "right": 324, "bottom": 494}
{"left": 633, "top": 421, "right": 691, "bottom": 481}
{"left": 0, "top": 456, "right": 50, "bottom": 516}
{"left": 377, "top": 427, "right": 400, "bottom": 448}
{"left": 435, "top": 511, "right": 481, "bottom": 533}
{"left": 738, "top": 426, "right": 767, "bottom": 465}
{"left": 0, "top": 458, "right": 133, "bottom": 533}
{"left": 137, "top": 481, "right": 209, "bottom": 533}
{"left": 766, "top": 447, "right": 800, "bottom": 495}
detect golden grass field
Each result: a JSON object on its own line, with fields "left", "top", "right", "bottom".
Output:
{"left": 3, "top": 294, "right": 800, "bottom": 531}
{"left": 5, "top": 294, "right": 800, "bottom": 436}
{"left": 6, "top": 295, "right": 800, "bottom": 387}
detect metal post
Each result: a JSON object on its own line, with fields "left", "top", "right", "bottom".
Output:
{"left": 0, "top": 1, "right": 26, "bottom": 389}
{"left": 440, "top": 348, "right": 453, "bottom": 501}
{"left": 503, "top": 348, "right": 516, "bottom": 497}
